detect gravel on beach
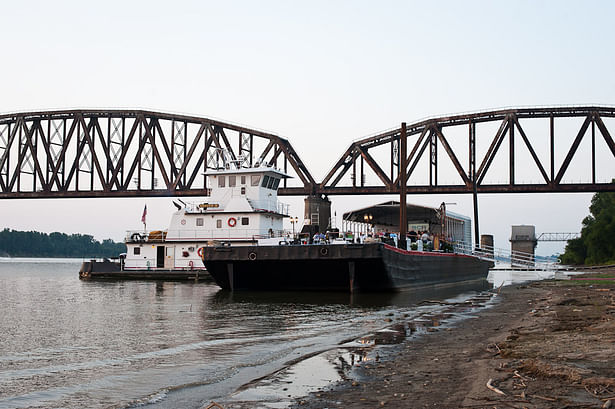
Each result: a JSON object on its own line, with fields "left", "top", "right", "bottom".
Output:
{"left": 291, "top": 276, "right": 615, "bottom": 409}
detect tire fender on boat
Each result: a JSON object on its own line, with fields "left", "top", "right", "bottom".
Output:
{"left": 248, "top": 251, "right": 257, "bottom": 261}
{"left": 320, "top": 247, "right": 329, "bottom": 256}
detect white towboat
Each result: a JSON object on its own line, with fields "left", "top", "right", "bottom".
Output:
{"left": 79, "top": 157, "right": 291, "bottom": 279}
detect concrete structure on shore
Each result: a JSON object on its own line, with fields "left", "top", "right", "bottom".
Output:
{"left": 510, "top": 225, "right": 537, "bottom": 264}
{"left": 304, "top": 195, "right": 332, "bottom": 233}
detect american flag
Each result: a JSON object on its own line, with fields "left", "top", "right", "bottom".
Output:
{"left": 141, "top": 205, "right": 147, "bottom": 224}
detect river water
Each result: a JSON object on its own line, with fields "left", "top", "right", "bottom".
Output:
{"left": 0, "top": 258, "right": 500, "bottom": 409}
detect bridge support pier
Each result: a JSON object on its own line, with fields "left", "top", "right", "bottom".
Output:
{"left": 480, "top": 234, "right": 494, "bottom": 256}
{"left": 304, "top": 195, "right": 332, "bottom": 234}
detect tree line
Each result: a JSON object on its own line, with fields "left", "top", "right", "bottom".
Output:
{"left": 0, "top": 229, "right": 126, "bottom": 258}
{"left": 560, "top": 189, "right": 615, "bottom": 265}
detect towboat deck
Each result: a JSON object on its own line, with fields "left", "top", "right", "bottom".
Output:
{"left": 79, "top": 259, "right": 209, "bottom": 281}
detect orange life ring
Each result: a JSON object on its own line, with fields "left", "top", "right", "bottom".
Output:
{"left": 197, "top": 247, "right": 204, "bottom": 258}
{"left": 228, "top": 217, "right": 237, "bottom": 227}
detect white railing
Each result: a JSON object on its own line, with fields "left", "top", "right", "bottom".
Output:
{"left": 126, "top": 228, "right": 287, "bottom": 242}
{"left": 454, "top": 242, "right": 560, "bottom": 271}
{"left": 247, "top": 198, "right": 289, "bottom": 215}
{"left": 123, "top": 257, "right": 157, "bottom": 270}
{"left": 125, "top": 230, "right": 156, "bottom": 242}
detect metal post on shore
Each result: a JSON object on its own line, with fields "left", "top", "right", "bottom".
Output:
{"left": 469, "top": 120, "right": 480, "bottom": 249}
{"left": 473, "top": 185, "right": 480, "bottom": 249}
{"left": 399, "top": 122, "right": 407, "bottom": 249}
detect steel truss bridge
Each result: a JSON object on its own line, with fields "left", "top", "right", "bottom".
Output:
{"left": 536, "top": 232, "right": 581, "bottom": 242}
{"left": 1, "top": 106, "right": 614, "bottom": 200}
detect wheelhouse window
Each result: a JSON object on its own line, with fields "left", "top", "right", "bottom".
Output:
{"left": 134, "top": 247, "right": 140, "bottom": 255}
{"left": 251, "top": 175, "right": 261, "bottom": 186}
{"left": 228, "top": 175, "right": 236, "bottom": 187}
{"left": 241, "top": 217, "right": 249, "bottom": 226}
{"left": 261, "top": 175, "right": 270, "bottom": 188}
{"left": 272, "top": 178, "right": 281, "bottom": 189}
{"left": 216, "top": 219, "right": 222, "bottom": 228}
{"left": 240, "top": 175, "right": 246, "bottom": 185}
{"left": 218, "top": 176, "right": 225, "bottom": 187}
{"left": 267, "top": 177, "right": 275, "bottom": 189}
{"left": 196, "top": 218, "right": 204, "bottom": 227}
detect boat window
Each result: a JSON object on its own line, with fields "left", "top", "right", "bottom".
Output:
{"left": 134, "top": 247, "right": 140, "bottom": 255}
{"left": 267, "top": 176, "right": 275, "bottom": 189}
{"left": 166, "top": 247, "right": 173, "bottom": 256}
{"left": 261, "top": 175, "right": 270, "bottom": 187}
{"left": 241, "top": 217, "right": 249, "bottom": 225}
{"left": 216, "top": 219, "right": 222, "bottom": 228}
{"left": 228, "top": 175, "right": 236, "bottom": 187}
{"left": 251, "top": 175, "right": 261, "bottom": 186}
{"left": 218, "top": 176, "right": 225, "bottom": 187}
{"left": 241, "top": 187, "right": 246, "bottom": 195}
{"left": 272, "top": 178, "right": 280, "bottom": 190}
{"left": 196, "top": 218, "right": 204, "bottom": 227}
{"left": 240, "top": 175, "right": 246, "bottom": 185}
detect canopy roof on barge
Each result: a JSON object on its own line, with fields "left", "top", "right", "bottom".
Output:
{"left": 342, "top": 201, "right": 470, "bottom": 227}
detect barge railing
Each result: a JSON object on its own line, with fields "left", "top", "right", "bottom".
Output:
{"left": 454, "top": 242, "right": 560, "bottom": 271}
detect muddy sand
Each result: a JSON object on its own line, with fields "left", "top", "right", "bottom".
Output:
{"left": 288, "top": 275, "right": 615, "bottom": 409}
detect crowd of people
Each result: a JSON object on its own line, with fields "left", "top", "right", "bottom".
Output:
{"left": 304, "top": 228, "right": 453, "bottom": 252}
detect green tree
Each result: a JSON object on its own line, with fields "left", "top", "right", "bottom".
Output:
{"left": 560, "top": 190, "right": 615, "bottom": 265}
{"left": 0, "top": 228, "right": 125, "bottom": 258}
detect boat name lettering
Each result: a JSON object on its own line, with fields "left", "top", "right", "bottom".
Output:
{"left": 199, "top": 203, "right": 220, "bottom": 209}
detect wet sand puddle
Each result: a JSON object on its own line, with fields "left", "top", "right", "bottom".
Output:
{"left": 219, "top": 291, "right": 499, "bottom": 409}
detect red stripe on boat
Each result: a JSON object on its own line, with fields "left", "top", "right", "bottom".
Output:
{"left": 383, "top": 244, "right": 476, "bottom": 259}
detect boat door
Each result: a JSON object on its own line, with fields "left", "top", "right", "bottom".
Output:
{"left": 156, "top": 246, "right": 165, "bottom": 268}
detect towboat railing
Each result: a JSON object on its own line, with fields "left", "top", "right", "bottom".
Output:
{"left": 125, "top": 230, "right": 166, "bottom": 243}
{"left": 125, "top": 229, "right": 287, "bottom": 242}
{"left": 166, "top": 228, "right": 287, "bottom": 241}
{"left": 247, "top": 198, "right": 290, "bottom": 215}
{"left": 454, "top": 241, "right": 560, "bottom": 271}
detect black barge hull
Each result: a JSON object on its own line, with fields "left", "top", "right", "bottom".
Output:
{"left": 201, "top": 243, "right": 490, "bottom": 292}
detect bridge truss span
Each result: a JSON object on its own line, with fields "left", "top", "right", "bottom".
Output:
{"left": 318, "top": 106, "right": 615, "bottom": 195}
{"left": 1, "top": 106, "right": 615, "bottom": 199}
{"left": 0, "top": 110, "right": 315, "bottom": 198}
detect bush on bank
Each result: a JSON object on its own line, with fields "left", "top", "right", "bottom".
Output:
{"left": 560, "top": 190, "right": 615, "bottom": 265}
{"left": 0, "top": 228, "right": 126, "bottom": 258}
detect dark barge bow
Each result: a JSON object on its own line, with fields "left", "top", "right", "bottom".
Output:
{"left": 200, "top": 243, "right": 490, "bottom": 292}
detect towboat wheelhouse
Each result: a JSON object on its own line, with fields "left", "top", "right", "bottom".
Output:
{"left": 122, "top": 161, "right": 290, "bottom": 272}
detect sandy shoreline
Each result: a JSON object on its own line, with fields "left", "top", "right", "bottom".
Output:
{"left": 207, "top": 274, "right": 615, "bottom": 409}
{"left": 287, "top": 276, "right": 615, "bottom": 409}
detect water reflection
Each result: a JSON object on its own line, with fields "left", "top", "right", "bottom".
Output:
{"left": 488, "top": 268, "right": 559, "bottom": 287}
{"left": 212, "top": 279, "right": 490, "bottom": 309}
{"left": 0, "top": 260, "right": 495, "bottom": 409}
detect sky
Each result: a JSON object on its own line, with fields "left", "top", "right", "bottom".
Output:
{"left": 1, "top": 0, "right": 615, "bottom": 256}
